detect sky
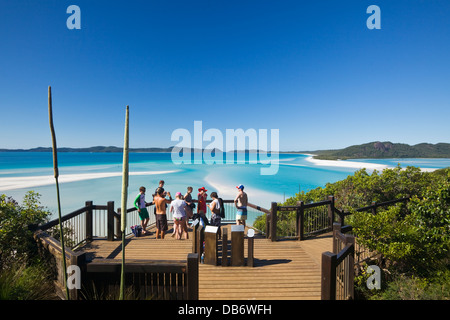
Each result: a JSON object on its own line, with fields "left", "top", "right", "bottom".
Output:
{"left": 1, "top": 0, "right": 449, "bottom": 151}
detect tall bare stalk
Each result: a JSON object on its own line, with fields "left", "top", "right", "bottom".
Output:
{"left": 119, "top": 105, "right": 130, "bottom": 300}
{"left": 48, "top": 86, "right": 70, "bottom": 300}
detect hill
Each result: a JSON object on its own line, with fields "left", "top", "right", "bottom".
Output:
{"left": 307, "top": 141, "right": 450, "bottom": 160}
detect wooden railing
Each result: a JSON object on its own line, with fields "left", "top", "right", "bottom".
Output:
{"left": 38, "top": 199, "right": 268, "bottom": 248}
{"left": 33, "top": 229, "right": 87, "bottom": 300}
{"left": 321, "top": 223, "right": 355, "bottom": 300}
{"left": 33, "top": 198, "right": 268, "bottom": 299}
{"left": 320, "top": 196, "right": 411, "bottom": 300}
{"left": 335, "top": 196, "right": 410, "bottom": 226}
{"left": 267, "top": 196, "right": 336, "bottom": 241}
{"left": 85, "top": 254, "right": 198, "bottom": 300}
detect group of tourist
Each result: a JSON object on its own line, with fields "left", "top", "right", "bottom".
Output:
{"left": 133, "top": 180, "right": 249, "bottom": 240}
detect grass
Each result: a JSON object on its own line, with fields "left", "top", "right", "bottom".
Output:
{"left": 0, "top": 261, "right": 58, "bottom": 300}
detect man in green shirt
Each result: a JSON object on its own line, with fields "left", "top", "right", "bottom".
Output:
{"left": 134, "top": 186, "right": 151, "bottom": 235}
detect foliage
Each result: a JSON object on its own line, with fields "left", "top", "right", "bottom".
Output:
{"left": 0, "top": 192, "right": 57, "bottom": 299}
{"left": 253, "top": 166, "right": 450, "bottom": 299}
{"left": 0, "top": 261, "right": 57, "bottom": 300}
{"left": 363, "top": 270, "right": 450, "bottom": 300}
{"left": 0, "top": 191, "right": 51, "bottom": 268}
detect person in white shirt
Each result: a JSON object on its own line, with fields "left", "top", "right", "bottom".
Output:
{"left": 170, "top": 192, "right": 188, "bottom": 240}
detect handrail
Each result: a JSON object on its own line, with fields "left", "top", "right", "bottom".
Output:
{"left": 322, "top": 227, "right": 355, "bottom": 300}
{"left": 33, "top": 229, "right": 86, "bottom": 299}
{"left": 268, "top": 196, "right": 335, "bottom": 241}
{"left": 39, "top": 206, "right": 89, "bottom": 231}
{"left": 335, "top": 196, "right": 410, "bottom": 226}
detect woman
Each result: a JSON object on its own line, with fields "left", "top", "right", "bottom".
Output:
{"left": 208, "top": 191, "right": 222, "bottom": 239}
{"left": 184, "top": 186, "right": 194, "bottom": 220}
{"left": 170, "top": 192, "right": 187, "bottom": 240}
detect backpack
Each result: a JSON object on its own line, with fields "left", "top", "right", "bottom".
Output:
{"left": 218, "top": 198, "right": 225, "bottom": 218}
{"left": 131, "top": 225, "right": 142, "bottom": 237}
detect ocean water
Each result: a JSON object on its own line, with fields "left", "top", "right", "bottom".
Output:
{"left": 1, "top": 152, "right": 449, "bottom": 225}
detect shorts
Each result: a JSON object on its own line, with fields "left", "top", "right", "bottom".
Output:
{"left": 236, "top": 207, "right": 247, "bottom": 221}
{"left": 156, "top": 214, "right": 168, "bottom": 231}
{"left": 138, "top": 207, "right": 149, "bottom": 220}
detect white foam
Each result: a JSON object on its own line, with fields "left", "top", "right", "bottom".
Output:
{"left": 0, "top": 170, "right": 180, "bottom": 191}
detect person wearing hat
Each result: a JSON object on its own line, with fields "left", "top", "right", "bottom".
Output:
{"left": 197, "top": 187, "right": 208, "bottom": 225}
{"left": 234, "top": 184, "right": 248, "bottom": 227}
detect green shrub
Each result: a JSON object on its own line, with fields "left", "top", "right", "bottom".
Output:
{"left": 0, "top": 191, "right": 51, "bottom": 268}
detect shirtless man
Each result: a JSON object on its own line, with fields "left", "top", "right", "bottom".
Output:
{"left": 234, "top": 184, "right": 248, "bottom": 228}
{"left": 154, "top": 187, "right": 172, "bottom": 239}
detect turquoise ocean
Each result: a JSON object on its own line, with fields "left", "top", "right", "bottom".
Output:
{"left": 1, "top": 152, "right": 449, "bottom": 226}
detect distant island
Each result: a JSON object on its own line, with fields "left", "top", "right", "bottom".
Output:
{"left": 1, "top": 141, "right": 450, "bottom": 159}
{"left": 0, "top": 146, "right": 174, "bottom": 153}
{"left": 298, "top": 141, "right": 450, "bottom": 160}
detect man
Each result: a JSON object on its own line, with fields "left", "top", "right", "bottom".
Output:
{"left": 234, "top": 184, "right": 248, "bottom": 227}
{"left": 154, "top": 187, "right": 172, "bottom": 239}
{"left": 134, "top": 186, "right": 150, "bottom": 235}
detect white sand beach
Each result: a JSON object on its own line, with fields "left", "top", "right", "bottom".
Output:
{"left": 304, "top": 155, "right": 438, "bottom": 172}
{"left": 305, "top": 155, "right": 389, "bottom": 170}
{"left": 0, "top": 170, "right": 180, "bottom": 191}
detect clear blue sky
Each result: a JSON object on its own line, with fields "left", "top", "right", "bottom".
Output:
{"left": 1, "top": 0, "right": 449, "bottom": 151}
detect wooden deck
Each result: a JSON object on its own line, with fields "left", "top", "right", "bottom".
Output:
{"left": 81, "top": 224, "right": 333, "bottom": 300}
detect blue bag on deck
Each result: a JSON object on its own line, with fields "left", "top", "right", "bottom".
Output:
{"left": 131, "top": 225, "right": 142, "bottom": 237}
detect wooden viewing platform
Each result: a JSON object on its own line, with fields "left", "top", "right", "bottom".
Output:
{"left": 35, "top": 195, "right": 397, "bottom": 300}
{"left": 82, "top": 223, "right": 333, "bottom": 300}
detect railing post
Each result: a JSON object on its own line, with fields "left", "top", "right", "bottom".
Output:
{"left": 85, "top": 201, "right": 93, "bottom": 242}
{"left": 298, "top": 201, "right": 304, "bottom": 241}
{"left": 68, "top": 252, "right": 86, "bottom": 300}
{"left": 196, "top": 225, "right": 204, "bottom": 262}
{"left": 328, "top": 196, "right": 335, "bottom": 228}
{"left": 332, "top": 222, "right": 341, "bottom": 254}
{"left": 265, "top": 211, "right": 270, "bottom": 239}
{"left": 107, "top": 201, "right": 115, "bottom": 241}
{"left": 345, "top": 236, "right": 355, "bottom": 300}
{"left": 321, "top": 251, "right": 337, "bottom": 300}
{"left": 192, "top": 222, "right": 198, "bottom": 253}
{"left": 247, "top": 236, "right": 254, "bottom": 267}
{"left": 116, "top": 210, "right": 122, "bottom": 240}
{"left": 186, "top": 253, "right": 199, "bottom": 300}
{"left": 270, "top": 202, "right": 278, "bottom": 242}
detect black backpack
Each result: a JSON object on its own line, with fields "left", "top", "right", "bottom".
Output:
{"left": 218, "top": 198, "right": 225, "bottom": 218}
